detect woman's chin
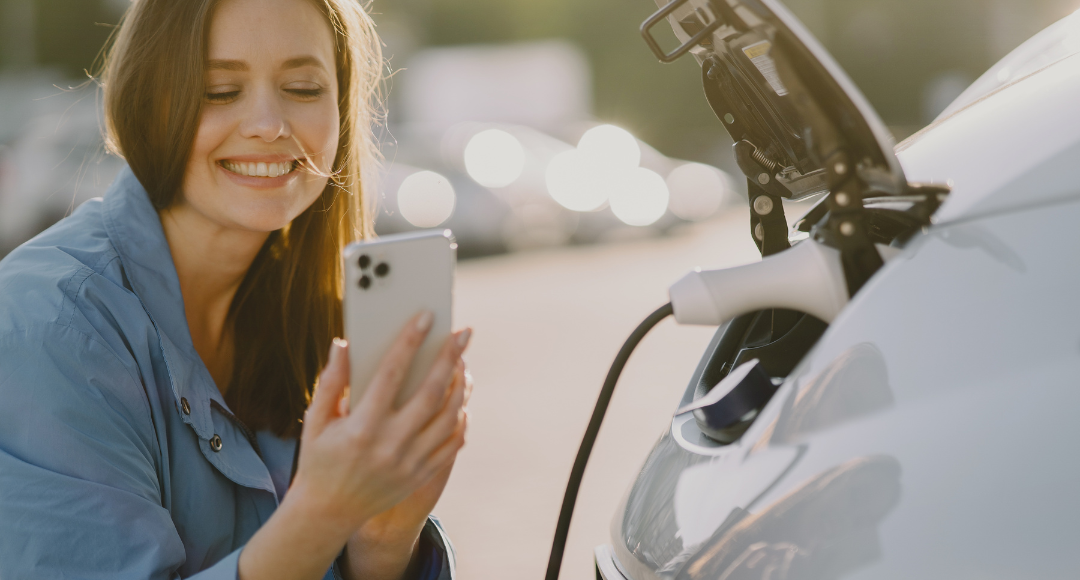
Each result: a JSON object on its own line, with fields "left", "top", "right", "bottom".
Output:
{"left": 185, "top": 178, "right": 326, "bottom": 234}
{"left": 229, "top": 202, "right": 314, "bottom": 234}
{"left": 192, "top": 191, "right": 316, "bottom": 235}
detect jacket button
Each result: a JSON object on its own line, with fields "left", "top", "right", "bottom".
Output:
{"left": 181, "top": 398, "right": 191, "bottom": 415}
{"left": 210, "top": 435, "right": 223, "bottom": 452}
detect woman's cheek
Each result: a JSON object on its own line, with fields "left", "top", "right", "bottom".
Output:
{"left": 297, "top": 103, "right": 340, "bottom": 173}
{"left": 191, "top": 109, "right": 233, "bottom": 172}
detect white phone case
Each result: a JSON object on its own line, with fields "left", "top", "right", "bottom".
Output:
{"left": 343, "top": 229, "right": 456, "bottom": 410}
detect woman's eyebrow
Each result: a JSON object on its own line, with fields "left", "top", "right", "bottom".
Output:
{"left": 281, "top": 56, "right": 327, "bottom": 71}
{"left": 207, "top": 59, "right": 248, "bottom": 71}
{"left": 205, "top": 57, "right": 326, "bottom": 72}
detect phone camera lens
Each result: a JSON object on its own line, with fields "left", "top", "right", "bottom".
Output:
{"left": 358, "top": 275, "right": 371, "bottom": 289}
{"left": 358, "top": 254, "right": 371, "bottom": 270}
{"left": 374, "top": 262, "right": 390, "bottom": 277}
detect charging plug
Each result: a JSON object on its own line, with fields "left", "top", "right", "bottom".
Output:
{"left": 668, "top": 239, "right": 849, "bottom": 325}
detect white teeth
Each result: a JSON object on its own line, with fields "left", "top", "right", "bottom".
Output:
{"left": 222, "top": 160, "right": 296, "bottom": 177}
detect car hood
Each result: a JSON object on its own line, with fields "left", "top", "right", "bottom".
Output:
{"left": 938, "top": 9, "right": 1080, "bottom": 120}
{"left": 896, "top": 12, "right": 1080, "bottom": 224}
{"left": 645, "top": 0, "right": 906, "bottom": 199}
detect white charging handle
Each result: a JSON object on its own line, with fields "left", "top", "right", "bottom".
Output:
{"left": 669, "top": 240, "right": 850, "bottom": 325}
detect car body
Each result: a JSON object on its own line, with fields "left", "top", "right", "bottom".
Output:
{"left": 599, "top": 3, "right": 1080, "bottom": 579}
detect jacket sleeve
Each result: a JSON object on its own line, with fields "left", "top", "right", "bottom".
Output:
{"left": 420, "top": 515, "right": 457, "bottom": 580}
{"left": 0, "top": 324, "right": 237, "bottom": 580}
{"left": 330, "top": 516, "right": 456, "bottom": 580}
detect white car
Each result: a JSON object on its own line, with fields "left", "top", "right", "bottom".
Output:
{"left": 592, "top": 1, "right": 1080, "bottom": 579}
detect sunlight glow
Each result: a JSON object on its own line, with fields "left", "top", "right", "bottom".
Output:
{"left": 463, "top": 129, "right": 526, "bottom": 188}
{"left": 545, "top": 149, "right": 610, "bottom": 211}
{"left": 665, "top": 162, "right": 730, "bottom": 221}
{"left": 397, "top": 171, "right": 456, "bottom": 227}
{"left": 577, "top": 124, "right": 641, "bottom": 171}
{"left": 545, "top": 124, "right": 649, "bottom": 216}
{"left": 608, "top": 167, "right": 669, "bottom": 226}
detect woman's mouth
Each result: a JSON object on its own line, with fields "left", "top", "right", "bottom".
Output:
{"left": 219, "top": 159, "right": 300, "bottom": 178}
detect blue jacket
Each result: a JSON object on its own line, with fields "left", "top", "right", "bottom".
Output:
{"left": 0, "top": 167, "right": 454, "bottom": 579}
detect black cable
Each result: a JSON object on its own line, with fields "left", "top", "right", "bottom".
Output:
{"left": 544, "top": 302, "right": 675, "bottom": 580}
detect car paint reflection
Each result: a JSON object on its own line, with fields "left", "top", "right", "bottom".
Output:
{"left": 771, "top": 343, "right": 894, "bottom": 444}
{"left": 675, "top": 455, "right": 901, "bottom": 580}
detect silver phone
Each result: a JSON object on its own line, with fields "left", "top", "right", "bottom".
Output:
{"left": 343, "top": 229, "right": 456, "bottom": 410}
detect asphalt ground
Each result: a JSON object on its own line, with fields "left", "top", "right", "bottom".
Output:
{"left": 434, "top": 205, "right": 768, "bottom": 579}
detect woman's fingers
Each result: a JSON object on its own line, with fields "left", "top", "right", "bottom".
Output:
{"left": 462, "top": 367, "right": 474, "bottom": 407}
{"left": 306, "top": 338, "right": 350, "bottom": 434}
{"left": 396, "top": 329, "right": 471, "bottom": 433}
{"left": 416, "top": 408, "right": 468, "bottom": 483}
{"left": 401, "top": 374, "right": 466, "bottom": 467}
{"left": 439, "top": 361, "right": 465, "bottom": 408}
{"left": 337, "top": 385, "right": 352, "bottom": 417}
{"left": 354, "top": 311, "right": 435, "bottom": 418}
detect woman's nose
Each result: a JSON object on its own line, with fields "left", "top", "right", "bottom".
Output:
{"left": 239, "top": 89, "right": 292, "bottom": 142}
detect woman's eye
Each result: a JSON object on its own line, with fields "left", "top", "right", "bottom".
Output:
{"left": 285, "top": 87, "right": 324, "bottom": 100}
{"left": 206, "top": 90, "right": 240, "bottom": 104}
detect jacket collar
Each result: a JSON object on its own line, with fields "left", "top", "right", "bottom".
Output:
{"left": 100, "top": 167, "right": 275, "bottom": 493}
{"left": 101, "top": 169, "right": 194, "bottom": 365}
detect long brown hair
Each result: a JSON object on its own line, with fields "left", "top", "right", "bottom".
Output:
{"left": 101, "top": 0, "right": 383, "bottom": 437}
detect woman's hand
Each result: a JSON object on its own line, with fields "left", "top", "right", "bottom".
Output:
{"left": 341, "top": 363, "right": 472, "bottom": 580}
{"left": 238, "top": 311, "right": 471, "bottom": 580}
{"left": 295, "top": 310, "right": 471, "bottom": 534}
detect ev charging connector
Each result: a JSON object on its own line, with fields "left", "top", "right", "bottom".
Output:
{"left": 668, "top": 239, "right": 849, "bottom": 325}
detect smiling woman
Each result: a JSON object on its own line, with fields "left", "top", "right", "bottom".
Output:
{"left": 0, "top": 0, "right": 471, "bottom": 579}
{"left": 105, "top": 0, "right": 359, "bottom": 429}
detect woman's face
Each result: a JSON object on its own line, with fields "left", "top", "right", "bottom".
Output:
{"left": 180, "top": 0, "right": 339, "bottom": 233}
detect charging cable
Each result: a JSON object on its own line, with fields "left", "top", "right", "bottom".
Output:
{"left": 544, "top": 302, "right": 674, "bottom": 580}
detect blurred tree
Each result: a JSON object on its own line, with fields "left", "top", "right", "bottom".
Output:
{"left": 380, "top": 0, "right": 1076, "bottom": 160}
{"left": 0, "top": 0, "right": 37, "bottom": 69}
{"left": 0, "top": 0, "right": 120, "bottom": 76}
{"left": 33, "top": 0, "right": 120, "bottom": 78}
{"left": 382, "top": 0, "right": 724, "bottom": 163}
{"left": 4, "top": 0, "right": 1075, "bottom": 159}
{"left": 789, "top": 0, "right": 1076, "bottom": 128}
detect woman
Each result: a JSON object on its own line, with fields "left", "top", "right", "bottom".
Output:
{"left": 0, "top": 0, "right": 470, "bottom": 578}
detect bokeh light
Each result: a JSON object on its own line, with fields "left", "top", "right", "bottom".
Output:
{"left": 608, "top": 167, "right": 669, "bottom": 226}
{"left": 545, "top": 149, "right": 610, "bottom": 211}
{"left": 545, "top": 124, "right": 651, "bottom": 215}
{"left": 576, "top": 124, "right": 641, "bottom": 170}
{"left": 665, "top": 162, "right": 730, "bottom": 221}
{"left": 463, "top": 129, "right": 526, "bottom": 188}
{"left": 397, "top": 170, "right": 456, "bottom": 227}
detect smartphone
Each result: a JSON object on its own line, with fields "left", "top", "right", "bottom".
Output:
{"left": 343, "top": 229, "right": 456, "bottom": 410}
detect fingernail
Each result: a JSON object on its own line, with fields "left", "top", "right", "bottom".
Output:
{"left": 329, "top": 338, "right": 347, "bottom": 364}
{"left": 456, "top": 328, "right": 472, "bottom": 349}
{"left": 416, "top": 310, "right": 434, "bottom": 332}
